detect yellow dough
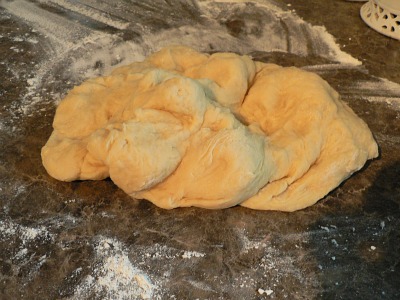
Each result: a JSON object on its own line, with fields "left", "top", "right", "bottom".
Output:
{"left": 41, "top": 46, "right": 378, "bottom": 211}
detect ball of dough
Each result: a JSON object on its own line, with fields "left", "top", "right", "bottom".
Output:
{"left": 41, "top": 46, "right": 378, "bottom": 211}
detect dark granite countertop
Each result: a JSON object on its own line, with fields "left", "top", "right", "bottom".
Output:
{"left": 1, "top": 0, "right": 399, "bottom": 299}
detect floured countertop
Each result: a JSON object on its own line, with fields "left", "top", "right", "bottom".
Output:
{"left": 0, "top": 0, "right": 399, "bottom": 299}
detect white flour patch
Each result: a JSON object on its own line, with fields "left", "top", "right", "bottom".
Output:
{"left": 182, "top": 250, "right": 206, "bottom": 259}
{"left": 301, "top": 63, "right": 363, "bottom": 73}
{"left": 71, "top": 237, "right": 156, "bottom": 300}
{"left": 186, "top": 279, "right": 215, "bottom": 292}
{"left": 61, "top": 236, "right": 213, "bottom": 298}
{"left": 1, "top": 0, "right": 87, "bottom": 52}
{"left": 351, "top": 78, "right": 400, "bottom": 110}
{"left": 238, "top": 229, "right": 268, "bottom": 253}
{"left": 10, "top": 35, "right": 38, "bottom": 44}
{"left": 11, "top": 36, "right": 24, "bottom": 42}
{"left": 14, "top": 248, "right": 29, "bottom": 260}
{"left": 364, "top": 96, "right": 400, "bottom": 111}
{"left": 144, "top": 243, "right": 180, "bottom": 260}
{"left": 309, "top": 25, "right": 360, "bottom": 65}
{"left": 0, "top": 219, "right": 54, "bottom": 243}
{"left": 199, "top": 0, "right": 360, "bottom": 65}
{"left": 41, "top": 0, "right": 130, "bottom": 30}
{"left": 353, "top": 78, "right": 400, "bottom": 95}
{"left": 68, "top": 34, "right": 146, "bottom": 80}
{"left": 0, "top": 219, "right": 55, "bottom": 282}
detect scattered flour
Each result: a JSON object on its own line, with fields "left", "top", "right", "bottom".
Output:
{"left": 0, "top": 219, "right": 54, "bottom": 243}
{"left": 71, "top": 237, "right": 156, "bottom": 300}
{"left": 1, "top": 1, "right": 395, "bottom": 298}
{"left": 2, "top": 0, "right": 363, "bottom": 118}
{"left": 238, "top": 229, "right": 269, "bottom": 253}
{"left": 0, "top": 219, "right": 55, "bottom": 283}
{"left": 0, "top": 217, "right": 321, "bottom": 298}
{"left": 234, "top": 229, "right": 319, "bottom": 298}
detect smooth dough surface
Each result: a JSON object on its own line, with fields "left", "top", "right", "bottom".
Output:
{"left": 41, "top": 46, "right": 378, "bottom": 211}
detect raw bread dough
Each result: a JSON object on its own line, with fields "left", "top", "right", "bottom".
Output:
{"left": 41, "top": 46, "right": 378, "bottom": 211}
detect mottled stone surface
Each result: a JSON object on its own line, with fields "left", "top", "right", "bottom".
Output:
{"left": 0, "top": 0, "right": 399, "bottom": 299}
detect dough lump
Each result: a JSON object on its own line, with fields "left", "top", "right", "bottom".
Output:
{"left": 41, "top": 46, "right": 378, "bottom": 211}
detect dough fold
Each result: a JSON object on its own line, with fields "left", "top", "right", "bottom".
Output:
{"left": 42, "top": 46, "right": 378, "bottom": 211}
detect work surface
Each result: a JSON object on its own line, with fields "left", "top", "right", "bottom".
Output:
{"left": 1, "top": 0, "right": 399, "bottom": 299}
